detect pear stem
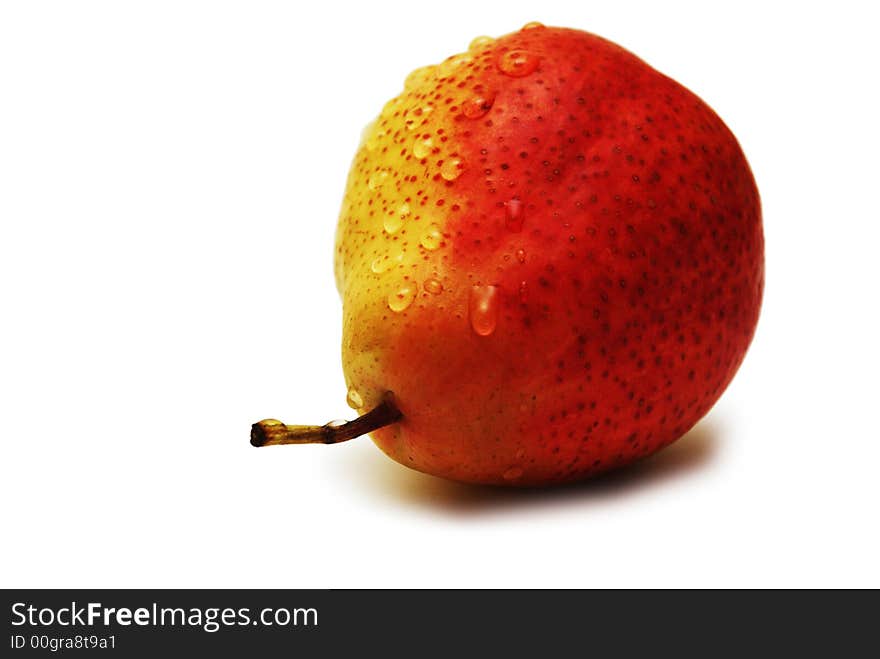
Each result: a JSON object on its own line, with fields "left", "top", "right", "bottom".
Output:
{"left": 250, "top": 392, "right": 402, "bottom": 447}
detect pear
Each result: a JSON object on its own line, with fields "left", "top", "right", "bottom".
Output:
{"left": 252, "top": 24, "right": 763, "bottom": 486}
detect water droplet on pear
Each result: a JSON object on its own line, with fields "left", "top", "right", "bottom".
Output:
{"left": 469, "top": 285, "right": 500, "bottom": 336}
{"left": 420, "top": 224, "right": 443, "bottom": 250}
{"left": 498, "top": 50, "right": 539, "bottom": 77}
{"left": 441, "top": 158, "right": 464, "bottom": 181}
{"left": 423, "top": 278, "right": 443, "bottom": 295}
{"left": 346, "top": 387, "right": 364, "bottom": 410}
{"left": 388, "top": 283, "right": 416, "bottom": 312}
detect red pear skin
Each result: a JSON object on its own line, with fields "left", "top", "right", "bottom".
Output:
{"left": 331, "top": 24, "right": 763, "bottom": 486}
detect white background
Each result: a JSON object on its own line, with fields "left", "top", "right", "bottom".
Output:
{"left": 1, "top": 1, "right": 878, "bottom": 588}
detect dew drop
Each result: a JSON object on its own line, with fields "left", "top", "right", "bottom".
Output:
{"left": 381, "top": 97, "right": 401, "bottom": 118}
{"left": 518, "top": 280, "right": 528, "bottom": 302}
{"left": 420, "top": 224, "right": 443, "bottom": 250}
{"left": 388, "top": 283, "right": 417, "bottom": 312}
{"left": 371, "top": 251, "right": 404, "bottom": 274}
{"left": 469, "top": 284, "right": 499, "bottom": 336}
{"left": 423, "top": 278, "right": 443, "bottom": 295}
{"left": 516, "top": 248, "right": 526, "bottom": 263}
{"left": 413, "top": 136, "right": 433, "bottom": 159}
{"left": 469, "top": 35, "right": 496, "bottom": 50}
{"left": 406, "top": 105, "right": 433, "bottom": 130}
{"left": 379, "top": 97, "right": 400, "bottom": 119}
{"left": 461, "top": 92, "right": 496, "bottom": 119}
{"left": 521, "top": 21, "right": 545, "bottom": 30}
{"left": 505, "top": 198, "right": 524, "bottom": 232}
{"left": 437, "top": 53, "right": 473, "bottom": 78}
{"left": 405, "top": 65, "right": 435, "bottom": 89}
{"left": 503, "top": 466, "right": 524, "bottom": 481}
{"left": 363, "top": 126, "right": 385, "bottom": 152}
{"left": 383, "top": 212, "right": 403, "bottom": 235}
{"left": 368, "top": 170, "right": 389, "bottom": 190}
{"left": 346, "top": 387, "right": 363, "bottom": 410}
{"left": 260, "top": 419, "right": 283, "bottom": 427}
{"left": 497, "top": 49, "right": 540, "bottom": 77}
{"left": 325, "top": 419, "right": 347, "bottom": 428}
{"left": 359, "top": 119, "right": 376, "bottom": 146}
{"left": 397, "top": 202, "right": 411, "bottom": 219}
{"left": 440, "top": 158, "right": 464, "bottom": 181}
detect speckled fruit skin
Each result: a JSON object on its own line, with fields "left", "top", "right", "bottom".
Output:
{"left": 334, "top": 25, "right": 763, "bottom": 486}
